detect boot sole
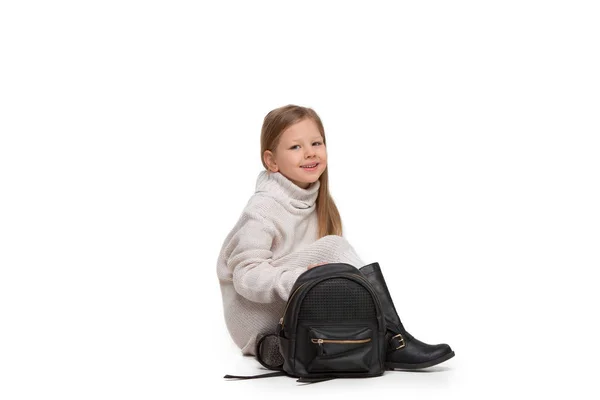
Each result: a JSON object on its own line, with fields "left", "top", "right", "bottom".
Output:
{"left": 385, "top": 350, "right": 455, "bottom": 370}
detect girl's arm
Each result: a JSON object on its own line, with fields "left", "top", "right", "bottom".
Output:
{"left": 226, "top": 214, "right": 305, "bottom": 303}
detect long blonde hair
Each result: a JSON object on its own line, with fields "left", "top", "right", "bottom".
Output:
{"left": 260, "top": 104, "right": 343, "bottom": 239}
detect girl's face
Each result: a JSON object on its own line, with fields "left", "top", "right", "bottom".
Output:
{"left": 264, "top": 118, "right": 327, "bottom": 189}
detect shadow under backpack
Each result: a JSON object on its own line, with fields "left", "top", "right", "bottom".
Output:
{"left": 225, "top": 263, "right": 388, "bottom": 383}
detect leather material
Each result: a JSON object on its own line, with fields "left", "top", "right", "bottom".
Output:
{"left": 358, "top": 262, "right": 405, "bottom": 333}
{"left": 359, "top": 262, "right": 454, "bottom": 369}
{"left": 278, "top": 263, "right": 387, "bottom": 379}
{"left": 385, "top": 331, "right": 452, "bottom": 366}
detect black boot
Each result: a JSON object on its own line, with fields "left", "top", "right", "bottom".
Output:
{"left": 359, "top": 262, "right": 455, "bottom": 369}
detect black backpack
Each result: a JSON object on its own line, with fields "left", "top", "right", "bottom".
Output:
{"left": 225, "top": 263, "right": 387, "bottom": 383}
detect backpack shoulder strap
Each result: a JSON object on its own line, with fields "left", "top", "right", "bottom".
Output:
{"left": 224, "top": 333, "right": 286, "bottom": 380}
{"left": 224, "top": 371, "right": 287, "bottom": 380}
{"left": 296, "top": 376, "right": 337, "bottom": 384}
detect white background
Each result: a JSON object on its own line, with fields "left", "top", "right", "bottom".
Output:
{"left": 1, "top": 1, "right": 599, "bottom": 398}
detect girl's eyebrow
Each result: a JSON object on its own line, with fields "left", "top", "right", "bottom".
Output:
{"left": 291, "top": 137, "right": 323, "bottom": 142}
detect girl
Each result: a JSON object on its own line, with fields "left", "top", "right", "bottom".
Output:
{"left": 216, "top": 104, "right": 454, "bottom": 369}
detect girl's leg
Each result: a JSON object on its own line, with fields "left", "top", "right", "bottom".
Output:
{"left": 270, "top": 234, "right": 365, "bottom": 299}
{"left": 360, "top": 262, "right": 455, "bottom": 369}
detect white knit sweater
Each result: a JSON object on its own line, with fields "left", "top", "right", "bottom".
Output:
{"left": 216, "top": 170, "right": 365, "bottom": 354}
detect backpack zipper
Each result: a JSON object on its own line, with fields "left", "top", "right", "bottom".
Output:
{"left": 311, "top": 338, "right": 372, "bottom": 344}
{"left": 279, "top": 280, "right": 310, "bottom": 328}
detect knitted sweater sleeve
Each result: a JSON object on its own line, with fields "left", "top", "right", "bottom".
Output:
{"left": 226, "top": 211, "right": 306, "bottom": 304}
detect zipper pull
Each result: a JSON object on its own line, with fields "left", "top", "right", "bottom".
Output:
{"left": 316, "top": 338, "right": 325, "bottom": 355}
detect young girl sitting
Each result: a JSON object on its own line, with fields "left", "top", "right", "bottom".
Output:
{"left": 216, "top": 104, "right": 454, "bottom": 369}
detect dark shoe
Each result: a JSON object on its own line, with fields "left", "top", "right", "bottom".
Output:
{"left": 359, "top": 262, "right": 455, "bottom": 370}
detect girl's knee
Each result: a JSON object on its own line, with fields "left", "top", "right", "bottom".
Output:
{"left": 320, "top": 234, "right": 350, "bottom": 247}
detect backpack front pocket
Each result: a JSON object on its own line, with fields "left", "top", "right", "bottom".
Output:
{"left": 307, "top": 326, "right": 373, "bottom": 372}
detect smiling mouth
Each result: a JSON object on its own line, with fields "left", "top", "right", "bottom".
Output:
{"left": 300, "top": 163, "right": 319, "bottom": 169}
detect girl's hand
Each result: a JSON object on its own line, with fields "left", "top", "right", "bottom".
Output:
{"left": 307, "top": 262, "right": 328, "bottom": 270}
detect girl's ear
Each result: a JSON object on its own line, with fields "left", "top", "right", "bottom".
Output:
{"left": 264, "top": 150, "right": 278, "bottom": 172}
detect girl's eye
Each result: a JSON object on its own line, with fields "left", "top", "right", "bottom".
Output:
{"left": 290, "top": 142, "right": 322, "bottom": 150}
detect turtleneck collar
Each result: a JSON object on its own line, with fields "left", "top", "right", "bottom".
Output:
{"left": 255, "top": 170, "right": 320, "bottom": 210}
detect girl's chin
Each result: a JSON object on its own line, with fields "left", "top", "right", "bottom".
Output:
{"left": 291, "top": 176, "right": 319, "bottom": 188}
{"left": 297, "top": 176, "right": 319, "bottom": 189}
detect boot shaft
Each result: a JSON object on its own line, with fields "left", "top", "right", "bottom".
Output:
{"left": 359, "top": 262, "right": 405, "bottom": 333}
{"left": 359, "top": 263, "right": 456, "bottom": 369}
